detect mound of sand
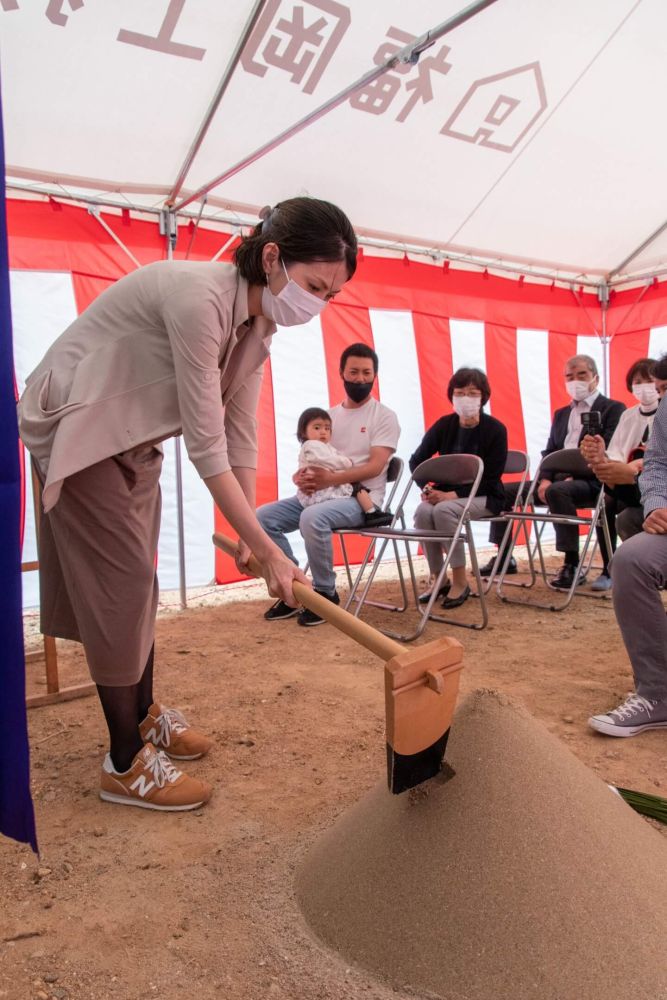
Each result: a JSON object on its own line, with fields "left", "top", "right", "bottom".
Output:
{"left": 296, "top": 690, "right": 667, "bottom": 1000}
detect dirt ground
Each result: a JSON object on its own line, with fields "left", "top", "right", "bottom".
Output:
{"left": 2, "top": 553, "right": 666, "bottom": 1000}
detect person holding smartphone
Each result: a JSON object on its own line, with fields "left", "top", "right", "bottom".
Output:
{"left": 541, "top": 355, "right": 625, "bottom": 590}
{"left": 481, "top": 354, "right": 625, "bottom": 590}
{"left": 581, "top": 358, "right": 667, "bottom": 581}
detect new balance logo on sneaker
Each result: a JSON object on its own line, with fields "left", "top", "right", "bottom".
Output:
{"left": 100, "top": 744, "right": 212, "bottom": 811}
{"left": 588, "top": 693, "right": 667, "bottom": 737}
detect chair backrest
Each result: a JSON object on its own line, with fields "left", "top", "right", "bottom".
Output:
{"left": 412, "top": 453, "right": 483, "bottom": 488}
{"left": 386, "top": 455, "right": 403, "bottom": 483}
{"left": 382, "top": 455, "right": 404, "bottom": 513}
{"left": 504, "top": 449, "right": 529, "bottom": 475}
{"left": 538, "top": 448, "right": 595, "bottom": 479}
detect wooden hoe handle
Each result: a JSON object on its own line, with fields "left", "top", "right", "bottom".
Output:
{"left": 212, "top": 532, "right": 403, "bottom": 663}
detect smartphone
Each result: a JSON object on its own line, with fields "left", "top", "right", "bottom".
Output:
{"left": 581, "top": 410, "right": 602, "bottom": 437}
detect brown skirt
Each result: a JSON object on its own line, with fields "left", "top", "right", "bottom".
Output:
{"left": 33, "top": 446, "right": 163, "bottom": 686}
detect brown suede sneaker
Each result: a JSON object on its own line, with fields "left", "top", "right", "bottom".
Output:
{"left": 99, "top": 744, "right": 212, "bottom": 811}
{"left": 139, "top": 703, "right": 214, "bottom": 760}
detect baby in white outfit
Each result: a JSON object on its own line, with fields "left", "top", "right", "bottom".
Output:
{"left": 295, "top": 407, "right": 392, "bottom": 526}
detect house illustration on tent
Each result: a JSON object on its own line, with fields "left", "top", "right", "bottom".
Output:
{"left": 442, "top": 62, "right": 547, "bottom": 153}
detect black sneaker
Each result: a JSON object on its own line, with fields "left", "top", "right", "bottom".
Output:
{"left": 297, "top": 589, "right": 340, "bottom": 627}
{"left": 480, "top": 555, "right": 517, "bottom": 577}
{"left": 363, "top": 508, "right": 393, "bottom": 528}
{"left": 264, "top": 599, "right": 300, "bottom": 621}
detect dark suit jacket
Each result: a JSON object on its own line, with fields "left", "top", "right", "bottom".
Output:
{"left": 409, "top": 412, "right": 508, "bottom": 514}
{"left": 541, "top": 393, "right": 626, "bottom": 481}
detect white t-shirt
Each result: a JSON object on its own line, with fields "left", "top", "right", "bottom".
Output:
{"left": 329, "top": 396, "right": 400, "bottom": 504}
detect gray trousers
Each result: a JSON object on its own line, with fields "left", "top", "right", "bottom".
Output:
{"left": 414, "top": 497, "right": 492, "bottom": 572}
{"left": 610, "top": 531, "right": 667, "bottom": 701}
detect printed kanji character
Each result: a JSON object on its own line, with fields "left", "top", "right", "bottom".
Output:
{"left": 242, "top": 0, "right": 350, "bottom": 95}
{"left": 350, "top": 27, "right": 451, "bottom": 122}
{"left": 118, "top": 0, "right": 206, "bottom": 61}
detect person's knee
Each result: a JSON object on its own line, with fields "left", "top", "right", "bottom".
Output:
{"left": 414, "top": 502, "right": 434, "bottom": 528}
{"left": 432, "top": 502, "right": 459, "bottom": 533}
{"left": 299, "top": 504, "right": 332, "bottom": 540}
{"left": 257, "top": 500, "right": 291, "bottom": 532}
{"left": 544, "top": 482, "right": 561, "bottom": 508}
{"left": 610, "top": 534, "right": 656, "bottom": 587}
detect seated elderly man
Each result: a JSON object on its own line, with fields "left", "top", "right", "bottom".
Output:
{"left": 588, "top": 388, "right": 667, "bottom": 736}
{"left": 482, "top": 353, "right": 624, "bottom": 589}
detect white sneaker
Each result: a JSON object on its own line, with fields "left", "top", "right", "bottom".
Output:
{"left": 589, "top": 693, "right": 667, "bottom": 737}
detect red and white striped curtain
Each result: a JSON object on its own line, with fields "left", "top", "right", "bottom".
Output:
{"left": 10, "top": 199, "right": 667, "bottom": 606}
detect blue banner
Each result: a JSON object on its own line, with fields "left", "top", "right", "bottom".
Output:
{"left": 0, "top": 75, "right": 37, "bottom": 852}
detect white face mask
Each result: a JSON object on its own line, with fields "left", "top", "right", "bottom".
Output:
{"left": 632, "top": 382, "right": 659, "bottom": 407}
{"left": 565, "top": 379, "right": 593, "bottom": 402}
{"left": 262, "top": 259, "right": 327, "bottom": 327}
{"left": 453, "top": 396, "right": 482, "bottom": 420}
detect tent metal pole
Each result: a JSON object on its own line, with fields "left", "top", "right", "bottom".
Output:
{"left": 569, "top": 284, "right": 601, "bottom": 337}
{"left": 211, "top": 230, "right": 241, "bottom": 262}
{"left": 87, "top": 206, "right": 141, "bottom": 269}
{"left": 608, "top": 280, "right": 654, "bottom": 341}
{"left": 161, "top": 209, "right": 188, "bottom": 610}
{"left": 166, "top": 0, "right": 267, "bottom": 206}
{"left": 173, "top": 0, "right": 499, "bottom": 212}
{"left": 598, "top": 282, "right": 609, "bottom": 394}
{"left": 608, "top": 217, "right": 667, "bottom": 280}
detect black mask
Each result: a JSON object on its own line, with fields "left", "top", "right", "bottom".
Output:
{"left": 344, "top": 379, "right": 374, "bottom": 403}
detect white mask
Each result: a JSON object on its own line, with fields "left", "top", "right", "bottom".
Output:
{"left": 262, "top": 259, "right": 327, "bottom": 327}
{"left": 453, "top": 396, "right": 482, "bottom": 420}
{"left": 632, "top": 382, "right": 659, "bottom": 407}
{"left": 565, "top": 379, "right": 593, "bottom": 402}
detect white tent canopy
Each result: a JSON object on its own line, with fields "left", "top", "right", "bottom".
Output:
{"left": 3, "top": 0, "right": 666, "bottom": 283}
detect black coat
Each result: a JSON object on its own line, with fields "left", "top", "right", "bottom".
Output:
{"left": 408, "top": 412, "right": 508, "bottom": 514}
{"left": 541, "top": 393, "right": 626, "bottom": 480}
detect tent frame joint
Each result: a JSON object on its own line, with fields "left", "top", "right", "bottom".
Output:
{"left": 159, "top": 209, "right": 178, "bottom": 252}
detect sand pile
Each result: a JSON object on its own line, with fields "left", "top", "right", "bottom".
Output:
{"left": 296, "top": 689, "right": 667, "bottom": 1000}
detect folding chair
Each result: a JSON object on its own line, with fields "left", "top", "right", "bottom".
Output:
{"left": 495, "top": 448, "right": 613, "bottom": 611}
{"left": 346, "top": 454, "right": 488, "bottom": 640}
{"left": 474, "top": 449, "right": 530, "bottom": 594}
{"left": 333, "top": 456, "right": 408, "bottom": 611}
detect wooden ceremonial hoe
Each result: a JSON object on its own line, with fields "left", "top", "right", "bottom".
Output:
{"left": 213, "top": 532, "right": 464, "bottom": 794}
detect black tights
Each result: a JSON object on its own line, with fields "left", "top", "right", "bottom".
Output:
{"left": 96, "top": 644, "right": 155, "bottom": 773}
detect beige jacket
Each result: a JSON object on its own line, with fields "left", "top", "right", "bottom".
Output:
{"left": 18, "top": 261, "right": 275, "bottom": 512}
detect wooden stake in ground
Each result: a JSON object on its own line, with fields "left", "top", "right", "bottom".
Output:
{"left": 212, "top": 532, "right": 464, "bottom": 793}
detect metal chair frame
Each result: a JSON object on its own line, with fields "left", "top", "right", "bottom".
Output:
{"left": 473, "top": 449, "right": 531, "bottom": 594}
{"left": 495, "top": 448, "right": 613, "bottom": 611}
{"left": 345, "top": 454, "right": 488, "bottom": 640}
{"left": 333, "top": 456, "right": 409, "bottom": 611}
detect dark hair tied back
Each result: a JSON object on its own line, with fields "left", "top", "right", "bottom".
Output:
{"left": 234, "top": 196, "right": 358, "bottom": 286}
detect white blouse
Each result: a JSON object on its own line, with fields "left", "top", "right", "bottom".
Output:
{"left": 607, "top": 403, "right": 657, "bottom": 462}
